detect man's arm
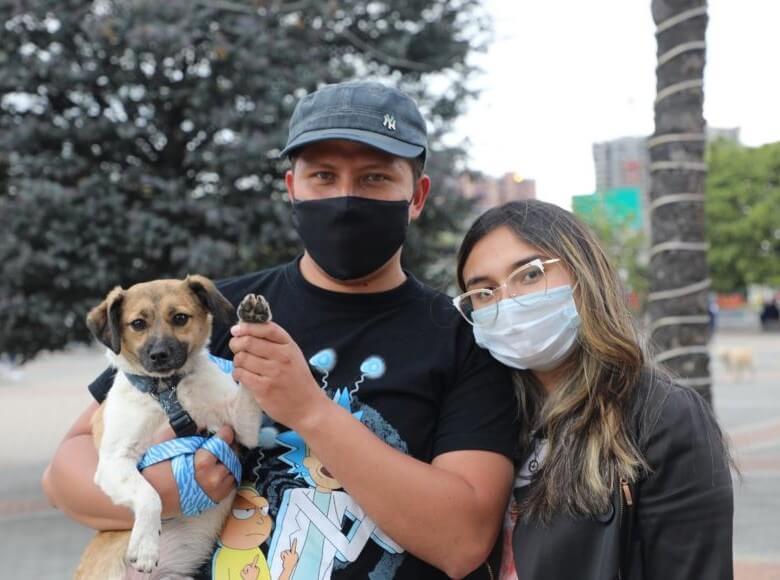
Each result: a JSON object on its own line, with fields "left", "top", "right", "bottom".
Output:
{"left": 302, "top": 407, "right": 513, "bottom": 578}
{"left": 42, "top": 401, "right": 237, "bottom": 531}
{"left": 231, "top": 322, "right": 514, "bottom": 579}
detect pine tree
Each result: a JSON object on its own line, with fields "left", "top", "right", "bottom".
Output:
{"left": 0, "top": 0, "right": 486, "bottom": 359}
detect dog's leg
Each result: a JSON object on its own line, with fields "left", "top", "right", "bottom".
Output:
{"left": 95, "top": 453, "right": 163, "bottom": 573}
{"left": 229, "top": 293, "right": 271, "bottom": 448}
{"left": 97, "top": 387, "right": 166, "bottom": 573}
{"left": 230, "top": 386, "right": 262, "bottom": 448}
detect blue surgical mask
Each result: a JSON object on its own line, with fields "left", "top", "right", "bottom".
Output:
{"left": 473, "top": 285, "right": 580, "bottom": 371}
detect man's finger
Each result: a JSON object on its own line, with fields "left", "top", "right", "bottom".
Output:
{"left": 230, "top": 321, "right": 289, "bottom": 344}
{"left": 232, "top": 352, "right": 276, "bottom": 378}
{"left": 290, "top": 538, "right": 297, "bottom": 552}
{"left": 194, "top": 447, "right": 217, "bottom": 470}
{"left": 229, "top": 335, "right": 286, "bottom": 360}
{"left": 251, "top": 554, "right": 259, "bottom": 566}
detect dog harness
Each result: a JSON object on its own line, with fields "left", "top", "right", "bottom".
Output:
{"left": 137, "top": 435, "right": 243, "bottom": 517}
{"left": 126, "top": 360, "right": 246, "bottom": 517}
{"left": 124, "top": 373, "right": 199, "bottom": 437}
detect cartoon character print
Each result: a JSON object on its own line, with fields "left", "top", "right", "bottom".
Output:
{"left": 265, "top": 350, "right": 403, "bottom": 580}
{"left": 212, "top": 487, "right": 281, "bottom": 580}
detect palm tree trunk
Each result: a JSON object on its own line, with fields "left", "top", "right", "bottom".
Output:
{"left": 648, "top": 0, "right": 712, "bottom": 402}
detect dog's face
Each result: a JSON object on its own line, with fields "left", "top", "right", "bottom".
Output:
{"left": 86, "top": 275, "right": 235, "bottom": 375}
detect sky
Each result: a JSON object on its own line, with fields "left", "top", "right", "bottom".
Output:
{"left": 454, "top": 0, "right": 780, "bottom": 209}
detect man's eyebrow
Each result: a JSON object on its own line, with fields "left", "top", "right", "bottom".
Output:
{"left": 464, "top": 254, "right": 542, "bottom": 289}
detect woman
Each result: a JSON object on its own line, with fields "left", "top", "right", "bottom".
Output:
{"left": 454, "top": 200, "right": 733, "bottom": 580}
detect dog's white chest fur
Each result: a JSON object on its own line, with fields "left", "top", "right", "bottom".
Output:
{"left": 95, "top": 348, "right": 261, "bottom": 578}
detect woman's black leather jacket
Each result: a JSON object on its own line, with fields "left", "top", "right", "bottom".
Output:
{"left": 510, "top": 372, "right": 734, "bottom": 580}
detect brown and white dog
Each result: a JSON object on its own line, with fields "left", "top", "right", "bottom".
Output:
{"left": 75, "top": 276, "right": 267, "bottom": 580}
{"left": 718, "top": 346, "right": 756, "bottom": 382}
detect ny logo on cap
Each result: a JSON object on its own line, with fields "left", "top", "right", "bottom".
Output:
{"left": 383, "top": 114, "right": 396, "bottom": 131}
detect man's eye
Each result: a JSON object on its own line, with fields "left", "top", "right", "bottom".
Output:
{"left": 130, "top": 319, "right": 147, "bottom": 331}
{"left": 365, "top": 174, "right": 388, "bottom": 183}
{"left": 313, "top": 171, "right": 334, "bottom": 181}
{"left": 172, "top": 313, "right": 190, "bottom": 326}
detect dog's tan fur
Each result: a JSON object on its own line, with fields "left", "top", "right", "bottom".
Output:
{"left": 75, "top": 276, "right": 262, "bottom": 580}
{"left": 75, "top": 406, "right": 130, "bottom": 578}
{"left": 719, "top": 346, "right": 756, "bottom": 381}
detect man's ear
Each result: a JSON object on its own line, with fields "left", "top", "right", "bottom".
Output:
{"left": 409, "top": 174, "right": 431, "bottom": 221}
{"left": 186, "top": 275, "right": 236, "bottom": 327}
{"left": 285, "top": 169, "right": 295, "bottom": 203}
{"left": 86, "top": 287, "right": 125, "bottom": 354}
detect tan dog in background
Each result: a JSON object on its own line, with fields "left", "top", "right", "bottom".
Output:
{"left": 718, "top": 346, "right": 756, "bottom": 381}
{"left": 75, "top": 276, "right": 267, "bottom": 580}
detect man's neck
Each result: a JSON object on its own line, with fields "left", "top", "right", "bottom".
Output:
{"left": 299, "top": 251, "right": 407, "bottom": 294}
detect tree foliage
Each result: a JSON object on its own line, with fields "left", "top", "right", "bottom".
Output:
{"left": 577, "top": 208, "right": 648, "bottom": 312}
{"left": 706, "top": 139, "right": 780, "bottom": 293}
{"left": 0, "top": 0, "right": 486, "bottom": 360}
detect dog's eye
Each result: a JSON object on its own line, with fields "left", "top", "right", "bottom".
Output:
{"left": 172, "top": 313, "right": 190, "bottom": 326}
{"left": 130, "top": 319, "right": 147, "bottom": 331}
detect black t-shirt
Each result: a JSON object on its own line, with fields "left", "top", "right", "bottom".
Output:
{"left": 88, "top": 258, "right": 518, "bottom": 579}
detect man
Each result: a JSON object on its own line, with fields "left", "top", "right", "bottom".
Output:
{"left": 43, "top": 81, "right": 518, "bottom": 579}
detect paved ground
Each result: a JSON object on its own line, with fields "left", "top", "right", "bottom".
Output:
{"left": 0, "top": 331, "right": 778, "bottom": 579}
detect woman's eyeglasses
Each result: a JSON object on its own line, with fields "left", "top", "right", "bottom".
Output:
{"left": 452, "top": 258, "right": 561, "bottom": 327}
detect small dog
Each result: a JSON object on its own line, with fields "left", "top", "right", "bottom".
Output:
{"left": 718, "top": 346, "right": 755, "bottom": 382}
{"left": 75, "top": 276, "right": 269, "bottom": 579}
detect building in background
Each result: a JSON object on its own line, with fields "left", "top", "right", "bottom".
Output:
{"left": 592, "top": 127, "right": 739, "bottom": 196}
{"left": 571, "top": 186, "right": 643, "bottom": 231}
{"left": 589, "top": 126, "right": 741, "bottom": 232}
{"left": 707, "top": 126, "right": 740, "bottom": 143}
{"left": 593, "top": 136, "right": 650, "bottom": 194}
{"left": 460, "top": 171, "right": 536, "bottom": 210}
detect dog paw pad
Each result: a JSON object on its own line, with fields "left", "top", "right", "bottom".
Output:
{"left": 237, "top": 294, "right": 272, "bottom": 324}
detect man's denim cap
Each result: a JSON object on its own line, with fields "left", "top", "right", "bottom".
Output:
{"left": 280, "top": 81, "right": 428, "bottom": 161}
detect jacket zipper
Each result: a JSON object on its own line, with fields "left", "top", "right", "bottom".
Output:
{"left": 620, "top": 477, "right": 634, "bottom": 506}
{"left": 617, "top": 477, "right": 634, "bottom": 580}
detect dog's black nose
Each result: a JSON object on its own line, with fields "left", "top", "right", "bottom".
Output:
{"left": 141, "top": 337, "right": 187, "bottom": 373}
{"left": 149, "top": 348, "right": 170, "bottom": 363}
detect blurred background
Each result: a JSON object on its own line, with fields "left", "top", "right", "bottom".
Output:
{"left": 1, "top": 0, "right": 778, "bottom": 578}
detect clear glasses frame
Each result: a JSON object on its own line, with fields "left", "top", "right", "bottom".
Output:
{"left": 452, "top": 258, "right": 561, "bottom": 326}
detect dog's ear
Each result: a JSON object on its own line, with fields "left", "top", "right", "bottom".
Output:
{"left": 186, "top": 275, "right": 236, "bottom": 326}
{"left": 86, "top": 287, "right": 125, "bottom": 354}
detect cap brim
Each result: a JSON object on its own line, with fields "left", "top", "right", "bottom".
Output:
{"left": 280, "top": 128, "right": 425, "bottom": 159}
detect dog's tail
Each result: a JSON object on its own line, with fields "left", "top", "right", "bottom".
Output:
{"left": 74, "top": 531, "right": 129, "bottom": 580}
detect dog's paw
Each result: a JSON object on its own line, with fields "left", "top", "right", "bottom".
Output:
{"left": 237, "top": 294, "right": 272, "bottom": 324}
{"left": 126, "top": 524, "right": 161, "bottom": 573}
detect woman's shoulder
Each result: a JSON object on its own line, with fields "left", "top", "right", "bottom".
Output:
{"left": 633, "top": 368, "right": 731, "bottom": 474}
{"left": 633, "top": 369, "right": 716, "bottom": 445}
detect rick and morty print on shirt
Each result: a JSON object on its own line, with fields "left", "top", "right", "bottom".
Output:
{"left": 211, "top": 349, "right": 408, "bottom": 580}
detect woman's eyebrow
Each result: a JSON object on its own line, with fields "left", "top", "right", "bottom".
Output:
{"left": 464, "top": 274, "right": 493, "bottom": 289}
{"left": 509, "top": 255, "right": 543, "bottom": 270}
{"left": 464, "top": 254, "right": 543, "bottom": 289}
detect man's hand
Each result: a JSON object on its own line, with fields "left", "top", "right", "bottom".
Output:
{"left": 140, "top": 425, "right": 238, "bottom": 515}
{"left": 230, "top": 322, "right": 330, "bottom": 430}
{"left": 194, "top": 426, "right": 238, "bottom": 503}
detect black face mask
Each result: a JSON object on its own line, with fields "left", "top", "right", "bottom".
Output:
{"left": 292, "top": 196, "right": 411, "bottom": 281}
